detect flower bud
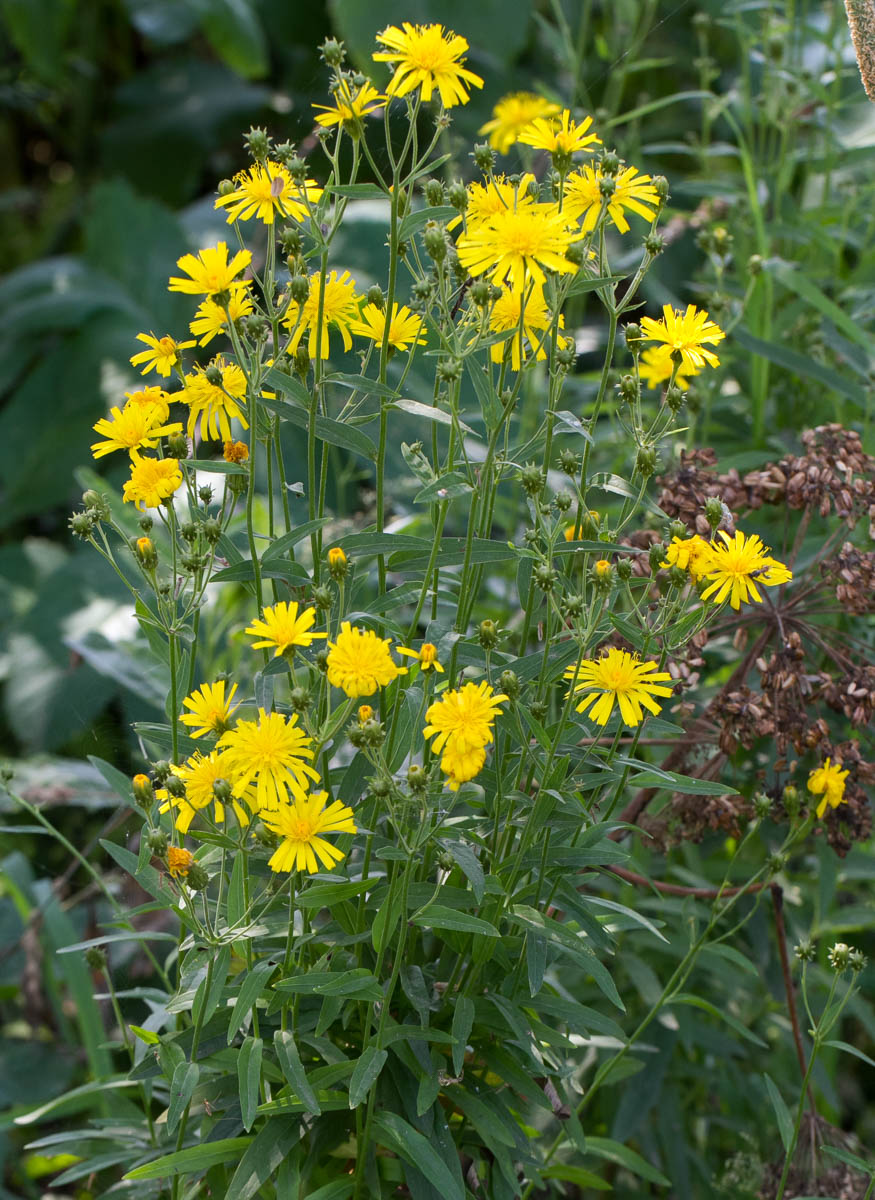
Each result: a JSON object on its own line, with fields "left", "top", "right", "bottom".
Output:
{"left": 315, "top": 649, "right": 330, "bottom": 673}
{"left": 69, "top": 511, "right": 96, "bottom": 539}
{"left": 598, "top": 174, "right": 616, "bottom": 198}
{"left": 289, "top": 275, "right": 310, "bottom": 304}
{"left": 407, "top": 763, "right": 427, "bottom": 792}
{"left": 287, "top": 156, "right": 307, "bottom": 182}
{"left": 370, "top": 775, "right": 391, "bottom": 798}
{"left": 281, "top": 227, "right": 301, "bottom": 256}
{"left": 752, "top": 792, "right": 772, "bottom": 819}
{"left": 132, "top": 773, "right": 154, "bottom": 807}
{"left": 139, "top": 513, "right": 154, "bottom": 532}
{"left": 636, "top": 445, "right": 658, "bottom": 477}
{"left": 147, "top": 828, "right": 168, "bottom": 855}
{"left": 519, "top": 462, "right": 545, "bottom": 496}
{"left": 644, "top": 233, "right": 665, "bottom": 257}
{"left": 478, "top": 619, "right": 500, "bottom": 649}
{"left": 616, "top": 558, "right": 632, "bottom": 581}
{"left": 424, "top": 178, "right": 445, "bottom": 206}
{"left": 312, "top": 584, "right": 332, "bottom": 610}
{"left": 766, "top": 851, "right": 787, "bottom": 876}
{"left": 564, "top": 241, "right": 585, "bottom": 267}
{"left": 555, "top": 345, "right": 576, "bottom": 369}
{"left": 203, "top": 517, "right": 222, "bottom": 545}
{"left": 85, "top": 946, "right": 108, "bottom": 970}
{"left": 555, "top": 490, "right": 573, "bottom": 513}
{"left": 828, "top": 942, "right": 851, "bottom": 971}
{"left": 180, "top": 521, "right": 198, "bottom": 543}
{"left": 423, "top": 222, "right": 447, "bottom": 262}
{"left": 649, "top": 542, "right": 666, "bottom": 573}
{"left": 165, "top": 774, "right": 186, "bottom": 799}
{"left": 600, "top": 150, "right": 621, "bottom": 175}
{"left": 794, "top": 937, "right": 815, "bottom": 962}
{"left": 782, "top": 784, "right": 800, "bottom": 817}
{"left": 666, "top": 385, "right": 685, "bottom": 413}
{"left": 253, "top": 820, "right": 277, "bottom": 846}
{"left": 319, "top": 37, "right": 345, "bottom": 66}
{"left": 703, "top": 497, "right": 724, "bottom": 530}
{"left": 82, "top": 490, "right": 111, "bottom": 522}
{"left": 348, "top": 723, "right": 367, "bottom": 748}
{"left": 530, "top": 700, "right": 548, "bottom": 721}
{"left": 558, "top": 448, "right": 579, "bottom": 476}
{"left": 499, "top": 669, "right": 520, "bottom": 700}
{"left": 367, "top": 285, "right": 385, "bottom": 309}
{"left": 198, "top": 486, "right": 214, "bottom": 505}
{"left": 152, "top": 760, "right": 171, "bottom": 783}
{"left": 328, "top": 546, "right": 348, "bottom": 579}
{"left": 667, "top": 565, "right": 688, "bottom": 588}
{"left": 591, "top": 558, "right": 614, "bottom": 590}
{"left": 624, "top": 322, "right": 642, "bottom": 348}
{"left": 167, "top": 433, "right": 189, "bottom": 460}
{"left": 213, "top": 778, "right": 233, "bottom": 804}
{"left": 294, "top": 346, "right": 310, "bottom": 378}
{"left": 748, "top": 254, "right": 763, "bottom": 276}
{"left": 289, "top": 686, "right": 310, "bottom": 712}
{"left": 470, "top": 279, "right": 491, "bottom": 307}
{"left": 358, "top": 704, "right": 374, "bottom": 723}
{"left": 668, "top": 520, "right": 688, "bottom": 541}
{"left": 534, "top": 562, "right": 558, "bottom": 592}
{"left": 652, "top": 175, "right": 670, "bottom": 202}
{"left": 471, "top": 144, "right": 495, "bottom": 173}
{"left": 217, "top": 178, "right": 235, "bottom": 197}
{"left": 849, "top": 948, "right": 867, "bottom": 972}
{"left": 618, "top": 374, "right": 638, "bottom": 402}
{"left": 563, "top": 593, "right": 585, "bottom": 619}
{"left": 186, "top": 862, "right": 210, "bottom": 891}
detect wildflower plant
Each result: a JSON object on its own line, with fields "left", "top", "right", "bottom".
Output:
{"left": 14, "top": 18, "right": 869, "bottom": 1200}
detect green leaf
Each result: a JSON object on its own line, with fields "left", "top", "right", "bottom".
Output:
{"left": 631, "top": 769, "right": 739, "bottom": 797}
{"left": 391, "top": 396, "right": 476, "bottom": 435}
{"left": 260, "top": 394, "right": 377, "bottom": 459}
{"left": 772, "top": 263, "right": 873, "bottom": 352}
{"left": 414, "top": 472, "right": 473, "bottom": 505}
{"left": 821, "top": 1144, "right": 874, "bottom": 1175}
{"left": 192, "top": 944, "right": 231, "bottom": 1027}
{"left": 227, "top": 959, "right": 276, "bottom": 1044}
{"left": 225, "top": 1116, "right": 302, "bottom": 1200}
{"left": 274, "top": 969, "right": 383, "bottom": 1000}
{"left": 763, "top": 1073, "right": 794, "bottom": 1152}
{"left": 124, "top": 1137, "right": 252, "bottom": 1180}
{"left": 166, "top": 1061, "right": 199, "bottom": 1135}
{"left": 668, "top": 993, "right": 767, "bottom": 1048}
{"left": 398, "top": 204, "right": 458, "bottom": 240}
{"left": 585, "top": 1136, "right": 671, "bottom": 1186}
{"left": 438, "top": 839, "right": 485, "bottom": 903}
{"left": 237, "top": 1037, "right": 262, "bottom": 1131}
{"left": 182, "top": 458, "right": 248, "bottom": 475}
{"left": 130, "top": 1025, "right": 160, "bottom": 1045}
{"left": 372, "top": 1111, "right": 464, "bottom": 1200}
{"left": 297, "top": 877, "right": 381, "bottom": 908}
{"left": 274, "top": 1030, "right": 321, "bottom": 1116}
{"left": 734, "top": 326, "right": 866, "bottom": 409}
{"left": 15, "top": 1078, "right": 138, "bottom": 1127}
{"left": 412, "top": 906, "right": 499, "bottom": 937}
{"left": 824, "top": 1039, "right": 875, "bottom": 1070}
{"left": 452, "top": 997, "right": 475, "bottom": 1077}
{"left": 197, "top": 0, "right": 268, "bottom": 78}
{"left": 347, "top": 1046, "right": 388, "bottom": 1108}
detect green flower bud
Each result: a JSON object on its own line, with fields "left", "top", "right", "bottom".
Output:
{"left": 558, "top": 448, "right": 579, "bottom": 476}
{"left": 644, "top": 232, "right": 665, "bottom": 256}
{"left": 370, "top": 776, "right": 392, "bottom": 799}
{"left": 519, "top": 462, "right": 545, "bottom": 496}
{"left": 85, "top": 946, "right": 107, "bottom": 970}
{"left": 555, "top": 490, "right": 573, "bottom": 513}
{"left": 563, "top": 593, "right": 585, "bottom": 619}
{"left": 471, "top": 143, "right": 495, "bottom": 173}
{"left": 703, "top": 497, "right": 724, "bottom": 530}
{"left": 618, "top": 374, "right": 639, "bottom": 402}
{"left": 280, "top": 227, "right": 301, "bottom": 256}
{"left": 794, "top": 937, "right": 816, "bottom": 962}
{"left": 498, "top": 669, "right": 520, "bottom": 700}
{"left": 217, "top": 178, "right": 235, "bottom": 197}
{"left": 828, "top": 942, "right": 851, "bottom": 971}
{"left": 289, "top": 275, "right": 310, "bottom": 305}
{"left": 424, "top": 178, "right": 445, "bottom": 206}
{"left": 530, "top": 700, "right": 548, "bottom": 721}
{"left": 82, "top": 490, "right": 111, "bottom": 522}
{"left": 244, "top": 126, "right": 271, "bottom": 161}
{"left": 534, "top": 562, "right": 558, "bottom": 592}
{"left": 652, "top": 175, "right": 670, "bottom": 202}
{"left": 407, "top": 763, "right": 427, "bottom": 792}
{"left": 367, "top": 285, "right": 385, "bottom": 309}
{"left": 616, "top": 558, "right": 633, "bottom": 581}
{"left": 648, "top": 543, "right": 666, "bottom": 573}
{"left": 147, "top": 828, "right": 168, "bottom": 854}
{"left": 167, "top": 433, "right": 189, "bottom": 460}
{"left": 315, "top": 649, "right": 330, "bottom": 673}
{"left": 600, "top": 150, "right": 621, "bottom": 175}
{"left": 470, "top": 279, "right": 491, "bottom": 307}
{"left": 624, "top": 322, "right": 642, "bottom": 348}
{"left": 186, "top": 862, "right": 210, "bottom": 892}
{"left": 165, "top": 775, "right": 186, "bottom": 799}
{"left": 213, "top": 778, "right": 232, "bottom": 804}
{"left": 478, "top": 619, "right": 500, "bottom": 649}
{"left": 69, "top": 511, "right": 96, "bottom": 539}
{"left": 752, "top": 792, "right": 772, "bottom": 819}
{"left": 636, "top": 445, "right": 658, "bottom": 477}
{"left": 423, "top": 222, "right": 447, "bottom": 262}
{"left": 312, "top": 584, "right": 332, "bottom": 611}
{"left": 289, "top": 687, "right": 310, "bottom": 713}
{"left": 319, "top": 37, "right": 345, "bottom": 66}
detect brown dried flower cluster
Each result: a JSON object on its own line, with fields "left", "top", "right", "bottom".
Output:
{"left": 822, "top": 542, "right": 875, "bottom": 614}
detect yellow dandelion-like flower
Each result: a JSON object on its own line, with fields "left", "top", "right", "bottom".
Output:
{"left": 122, "top": 452, "right": 183, "bottom": 510}
{"left": 487, "top": 286, "right": 565, "bottom": 372}
{"left": 214, "top": 161, "right": 323, "bottom": 225}
{"left": 168, "top": 241, "right": 252, "bottom": 297}
{"left": 456, "top": 202, "right": 580, "bottom": 292}
{"left": 313, "top": 80, "right": 386, "bottom": 130}
{"left": 282, "top": 270, "right": 362, "bottom": 359}
{"left": 565, "top": 647, "right": 674, "bottom": 727}
{"left": 661, "top": 534, "right": 714, "bottom": 578}
{"left": 326, "top": 621, "right": 407, "bottom": 697}
{"left": 350, "top": 302, "right": 427, "bottom": 352}
{"left": 218, "top": 708, "right": 320, "bottom": 813}
{"left": 262, "top": 790, "right": 357, "bottom": 874}
{"left": 638, "top": 344, "right": 699, "bottom": 391}
{"left": 479, "top": 92, "right": 561, "bottom": 154}
{"left": 423, "top": 680, "right": 507, "bottom": 755}
{"left": 440, "top": 740, "right": 487, "bottom": 791}
{"left": 189, "top": 290, "right": 255, "bottom": 347}
{"left": 447, "top": 173, "right": 537, "bottom": 232}
{"left": 373, "top": 22, "right": 484, "bottom": 108}
{"left": 397, "top": 641, "right": 445, "bottom": 672}
{"left": 158, "top": 749, "right": 250, "bottom": 833}
{"left": 181, "top": 356, "right": 249, "bottom": 443}
{"left": 180, "top": 680, "right": 240, "bottom": 739}
{"left": 244, "top": 601, "right": 327, "bottom": 656}
{"left": 807, "top": 757, "right": 850, "bottom": 820}
{"left": 639, "top": 303, "right": 726, "bottom": 374}
{"left": 90, "top": 404, "right": 182, "bottom": 460}
{"left": 518, "top": 109, "right": 601, "bottom": 157}
{"left": 699, "top": 530, "right": 793, "bottom": 610}
{"left": 123, "top": 386, "right": 171, "bottom": 423}
{"left": 167, "top": 846, "right": 194, "bottom": 878}
{"left": 563, "top": 164, "right": 659, "bottom": 234}
{"left": 130, "top": 332, "right": 195, "bottom": 377}
{"left": 224, "top": 439, "right": 249, "bottom": 463}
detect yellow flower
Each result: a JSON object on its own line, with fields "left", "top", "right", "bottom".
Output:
{"left": 158, "top": 750, "right": 249, "bottom": 832}
{"left": 326, "top": 621, "right": 407, "bottom": 697}
{"left": 218, "top": 708, "right": 320, "bottom": 812}
{"left": 440, "top": 740, "right": 487, "bottom": 791}
{"left": 518, "top": 109, "right": 601, "bottom": 157}
{"left": 328, "top": 547, "right": 347, "bottom": 569}
{"left": 808, "top": 757, "right": 850, "bottom": 820}
{"left": 423, "top": 680, "right": 507, "bottom": 755}
{"left": 456, "top": 202, "right": 580, "bottom": 292}
{"left": 122, "top": 452, "right": 183, "bottom": 510}
{"left": 130, "top": 332, "right": 195, "bottom": 377}
{"left": 594, "top": 558, "right": 612, "bottom": 578}
{"left": 313, "top": 80, "right": 386, "bottom": 129}
{"left": 699, "top": 530, "right": 793, "bottom": 610}
{"left": 373, "top": 22, "right": 484, "bottom": 108}
{"left": 244, "top": 601, "right": 327, "bottom": 656}
{"left": 479, "top": 92, "right": 561, "bottom": 154}
{"left": 224, "top": 440, "right": 249, "bottom": 463}
{"left": 182, "top": 357, "right": 249, "bottom": 443}
{"left": 565, "top": 647, "right": 674, "bottom": 726}
{"left": 563, "top": 164, "right": 659, "bottom": 234}
{"left": 189, "top": 290, "right": 255, "bottom": 347}
{"left": 167, "top": 846, "right": 194, "bottom": 878}
{"left": 358, "top": 704, "right": 374, "bottom": 723}
{"left": 397, "top": 641, "right": 444, "bottom": 672}
{"left": 282, "top": 270, "right": 362, "bottom": 359}
{"left": 214, "top": 161, "right": 323, "bottom": 225}
{"left": 91, "top": 404, "right": 182, "bottom": 459}
{"left": 168, "top": 241, "right": 252, "bottom": 297}
{"left": 180, "top": 680, "right": 240, "bottom": 739}
{"left": 639, "top": 344, "right": 699, "bottom": 391}
{"left": 487, "top": 286, "right": 565, "bottom": 371}
{"left": 350, "top": 302, "right": 427, "bottom": 352}
{"left": 262, "top": 790, "right": 357, "bottom": 874}
{"left": 639, "top": 304, "right": 726, "bottom": 374}
{"left": 661, "top": 534, "right": 713, "bottom": 578}
{"left": 448, "top": 174, "right": 538, "bottom": 233}
{"left": 123, "top": 386, "right": 171, "bottom": 423}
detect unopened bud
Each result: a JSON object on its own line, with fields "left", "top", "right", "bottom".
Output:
{"left": 471, "top": 144, "right": 495, "bottom": 173}
{"left": 794, "top": 937, "right": 815, "bottom": 962}
{"left": 635, "top": 446, "right": 658, "bottom": 477}
{"left": 85, "top": 946, "right": 107, "bottom": 970}
{"left": 558, "top": 448, "right": 579, "bottom": 476}
{"left": 147, "top": 829, "right": 168, "bottom": 855}
{"left": 167, "top": 433, "right": 189, "bottom": 459}
{"left": 828, "top": 942, "right": 851, "bottom": 971}
{"left": 534, "top": 563, "right": 558, "bottom": 592}
{"left": 520, "top": 463, "right": 545, "bottom": 496}
{"left": 423, "top": 223, "right": 447, "bottom": 262}
{"left": 407, "top": 763, "right": 427, "bottom": 792}
{"left": 289, "top": 686, "right": 310, "bottom": 712}
{"left": 319, "top": 37, "right": 345, "bottom": 66}
{"left": 186, "top": 861, "right": 210, "bottom": 891}
{"left": 498, "top": 669, "right": 519, "bottom": 700}
{"left": 328, "top": 546, "right": 348, "bottom": 578}
{"left": 132, "top": 773, "right": 154, "bottom": 807}
{"left": 703, "top": 497, "right": 724, "bottom": 530}
{"left": 312, "top": 584, "right": 332, "bottom": 610}
{"left": 366, "top": 285, "right": 384, "bottom": 309}
{"left": 478, "top": 619, "right": 500, "bottom": 649}
{"left": 69, "top": 511, "right": 96, "bottom": 539}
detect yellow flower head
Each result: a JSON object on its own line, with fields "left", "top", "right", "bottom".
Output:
{"left": 167, "top": 846, "right": 194, "bottom": 878}
{"left": 565, "top": 647, "right": 674, "bottom": 726}
{"left": 158, "top": 749, "right": 250, "bottom": 832}
{"left": 123, "top": 386, "right": 171, "bottom": 423}
{"left": 488, "top": 286, "right": 565, "bottom": 372}
{"left": 122, "top": 452, "right": 183, "bottom": 510}
{"left": 518, "top": 109, "right": 601, "bottom": 158}
{"left": 440, "top": 739, "right": 487, "bottom": 790}
{"left": 350, "top": 302, "right": 427, "bottom": 352}
{"left": 180, "top": 680, "right": 240, "bottom": 739}
{"left": 358, "top": 704, "right": 374, "bottom": 724}
{"left": 214, "top": 161, "right": 323, "bottom": 225}
{"left": 563, "top": 164, "right": 659, "bottom": 234}
{"left": 594, "top": 558, "right": 612, "bottom": 578}
{"left": 423, "top": 680, "right": 507, "bottom": 755}
{"left": 262, "top": 790, "right": 357, "bottom": 874}
{"left": 182, "top": 356, "right": 249, "bottom": 443}
{"left": 244, "top": 601, "right": 327, "bottom": 657}
{"left": 639, "top": 344, "right": 699, "bottom": 391}
{"left": 130, "top": 332, "right": 195, "bottom": 377}
{"left": 326, "top": 621, "right": 407, "bottom": 697}
{"left": 313, "top": 80, "right": 386, "bottom": 130}
{"left": 189, "top": 290, "right": 255, "bottom": 347}
{"left": 699, "top": 530, "right": 793, "bottom": 610}
{"left": 447, "top": 173, "right": 537, "bottom": 232}
{"left": 661, "top": 534, "right": 714, "bottom": 578}
{"left": 807, "top": 757, "right": 850, "bottom": 820}
{"left": 397, "top": 641, "right": 445, "bottom": 672}
{"left": 91, "top": 404, "right": 182, "bottom": 459}
{"left": 456, "top": 201, "right": 580, "bottom": 292}
{"left": 224, "top": 439, "right": 249, "bottom": 463}
{"left": 168, "top": 241, "right": 252, "bottom": 297}
{"left": 283, "top": 270, "right": 362, "bottom": 359}
{"left": 373, "top": 22, "right": 484, "bottom": 108}
{"left": 218, "top": 708, "right": 320, "bottom": 813}
{"left": 639, "top": 304, "right": 726, "bottom": 374}
{"left": 479, "top": 92, "right": 561, "bottom": 154}
{"left": 328, "top": 546, "right": 347, "bottom": 568}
